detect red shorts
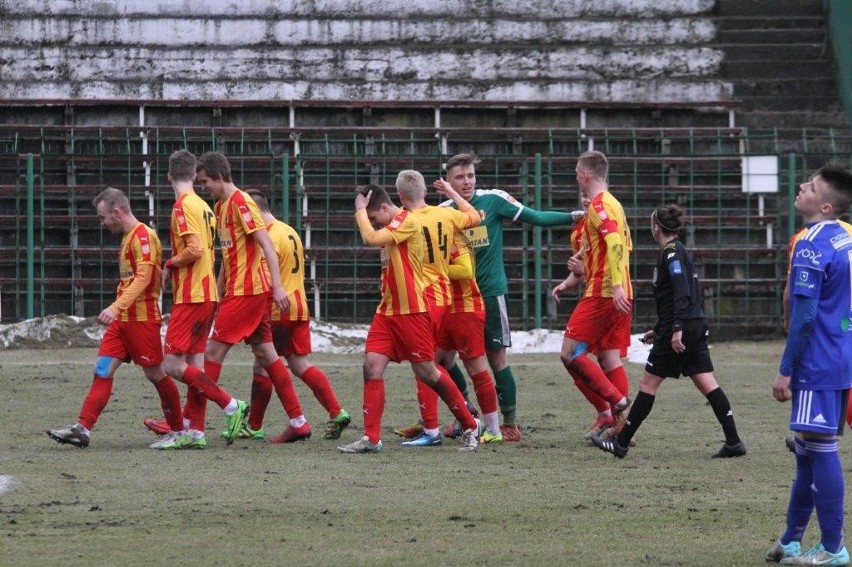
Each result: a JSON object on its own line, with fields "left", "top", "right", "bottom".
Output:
{"left": 164, "top": 302, "right": 217, "bottom": 356}
{"left": 98, "top": 320, "right": 164, "bottom": 367}
{"left": 271, "top": 319, "right": 312, "bottom": 357}
{"left": 436, "top": 310, "right": 486, "bottom": 360}
{"left": 210, "top": 294, "right": 272, "bottom": 345}
{"left": 428, "top": 302, "right": 449, "bottom": 338}
{"left": 365, "top": 312, "right": 435, "bottom": 363}
{"left": 565, "top": 296, "right": 632, "bottom": 352}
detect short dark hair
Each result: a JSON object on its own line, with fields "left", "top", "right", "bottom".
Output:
{"left": 196, "top": 151, "right": 232, "bottom": 182}
{"left": 246, "top": 189, "right": 270, "bottom": 213}
{"left": 818, "top": 163, "right": 852, "bottom": 215}
{"left": 445, "top": 153, "right": 479, "bottom": 173}
{"left": 357, "top": 184, "right": 392, "bottom": 212}
{"left": 168, "top": 149, "right": 197, "bottom": 182}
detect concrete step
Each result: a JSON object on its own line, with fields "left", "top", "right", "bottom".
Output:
{"left": 714, "top": 15, "right": 824, "bottom": 30}
{"left": 732, "top": 78, "right": 840, "bottom": 98}
{"left": 724, "top": 59, "right": 834, "bottom": 80}
{"left": 720, "top": 43, "right": 828, "bottom": 60}
{"left": 717, "top": 28, "right": 825, "bottom": 44}
{"left": 716, "top": 0, "right": 823, "bottom": 17}
{"left": 735, "top": 94, "right": 844, "bottom": 112}
{"left": 737, "top": 110, "right": 850, "bottom": 130}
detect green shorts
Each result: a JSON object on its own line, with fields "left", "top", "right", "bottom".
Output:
{"left": 483, "top": 295, "right": 511, "bottom": 351}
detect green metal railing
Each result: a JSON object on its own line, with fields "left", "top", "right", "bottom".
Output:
{"left": 3, "top": 126, "right": 851, "bottom": 338}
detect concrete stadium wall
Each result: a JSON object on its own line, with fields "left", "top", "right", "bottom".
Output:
{"left": 0, "top": 0, "right": 731, "bottom": 102}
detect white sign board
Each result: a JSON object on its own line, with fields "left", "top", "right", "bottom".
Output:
{"left": 742, "top": 155, "right": 779, "bottom": 194}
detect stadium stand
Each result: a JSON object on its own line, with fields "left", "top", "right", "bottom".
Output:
{"left": 1, "top": 0, "right": 850, "bottom": 340}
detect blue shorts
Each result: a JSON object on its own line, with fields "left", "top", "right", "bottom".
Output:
{"left": 790, "top": 388, "right": 848, "bottom": 436}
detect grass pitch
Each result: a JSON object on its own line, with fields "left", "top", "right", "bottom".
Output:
{"left": 0, "top": 341, "right": 826, "bottom": 565}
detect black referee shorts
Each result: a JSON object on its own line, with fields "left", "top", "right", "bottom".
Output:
{"left": 644, "top": 319, "right": 714, "bottom": 379}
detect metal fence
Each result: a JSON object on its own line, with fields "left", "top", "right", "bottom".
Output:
{"left": 2, "top": 125, "right": 851, "bottom": 338}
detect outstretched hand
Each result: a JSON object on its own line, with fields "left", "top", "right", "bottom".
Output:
{"left": 432, "top": 178, "right": 457, "bottom": 199}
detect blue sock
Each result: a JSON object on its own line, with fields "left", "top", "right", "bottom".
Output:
{"left": 807, "top": 437, "right": 845, "bottom": 554}
{"left": 782, "top": 438, "right": 813, "bottom": 544}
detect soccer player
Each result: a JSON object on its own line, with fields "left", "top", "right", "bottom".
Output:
{"left": 552, "top": 195, "right": 618, "bottom": 441}
{"left": 187, "top": 151, "right": 312, "bottom": 446}
{"left": 386, "top": 170, "right": 482, "bottom": 448}
{"left": 558, "top": 150, "right": 633, "bottom": 435}
{"left": 142, "top": 149, "right": 225, "bottom": 447}
{"left": 782, "top": 206, "right": 852, "bottom": 447}
{"left": 765, "top": 164, "right": 852, "bottom": 565}
{"left": 441, "top": 153, "right": 584, "bottom": 441}
{"left": 46, "top": 187, "right": 245, "bottom": 449}
{"left": 434, "top": 232, "right": 503, "bottom": 442}
{"left": 337, "top": 185, "right": 481, "bottom": 454}
{"left": 237, "top": 189, "right": 351, "bottom": 442}
{"left": 590, "top": 203, "right": 745, "bottom": 459}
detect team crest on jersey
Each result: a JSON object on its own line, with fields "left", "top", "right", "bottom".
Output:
{"left": 139, "top": 234, "right": 150, "bottom": 255}
{"left": 239, "top": 204, "right": 253, "bottom": 223}
{"left": 388, "top": 218, "right": 402, "bottom": 230}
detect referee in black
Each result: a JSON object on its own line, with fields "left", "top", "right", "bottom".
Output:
{"left": 592, "top": 203, "right": 746, "bottom": 459}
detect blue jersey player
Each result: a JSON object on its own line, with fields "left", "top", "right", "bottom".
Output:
{"left": 766, "top": 164, "right": 852, "bottom": 566}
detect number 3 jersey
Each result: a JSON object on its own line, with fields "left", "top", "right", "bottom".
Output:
{"left": 265, "top": 218, "right": 310, "bottom": 322}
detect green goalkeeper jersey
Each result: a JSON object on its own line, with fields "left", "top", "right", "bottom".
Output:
{"left": 444, "top": 189, "right": 580, "bottom": 298}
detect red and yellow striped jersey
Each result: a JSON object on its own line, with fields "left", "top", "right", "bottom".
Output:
{"left": 266, "top": 219, "right": 310, "bottom": 322}
{"left": 169, "top": 191, "right": 218, "bottom": 304}
{"left": 448, "top": 234, "right": 484, "bottom": 314}
{"left": 580, "top": 191, "right": 633, "bottom": 299}
{"left": 787, "top": 220, "right": 852, "bottom": 272}
{"left": 571, "top": 217, "right": 586, "bottom": 254}
{"left": 411, "top": 205, "right": 481, "bottom": 308}
{"left": 215, "top": 189, "right": 271, "bottom": 297}
{"left": 376, "top": 209, "right": 429, "bottom": 316}
{"left": 116, "top": 222, "right": 162, "bottom": 323}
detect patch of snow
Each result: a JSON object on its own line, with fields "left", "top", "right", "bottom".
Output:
{"left": 0, "top": 316, "right": 652, "bottom": 362}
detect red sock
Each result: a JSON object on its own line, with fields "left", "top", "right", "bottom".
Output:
{"left": 182, "top": 364, "right": 231, "bottom": 410}
{"left": 265, "top": 358, "right": 304, "bottom": 419}
{"left": 78, "top": 375, "right": 113, "bottom": 430}
{"left": 574, "top": 377, "right": 611, "bottom": 412}
{"left": 470, "top": 370, "right": 498, "bottom": 415}
{"left": 416, "top": 377, "right": 440, "bottom": 429}
{"left": 363, "top": 378, "right": 385, "bottom": 444}
{"left": 184, "top": 360, "right": 223, "bottom": 432}
{"left": 606, "top": 366, "right": 629, "bottom": 397}
{"left": 301, "top": 365, "right": 341, "bottom": 418}
{"left": 846, "top": 387, "right": 852, "bottom": 428}
{"left": 248, "top": 373, "right": 273, "bottom": 430}
{"left": 566, "top": 355, "right": 623, "bottom": 406}
{"left": 429, "top": 367, "right": 476, "bottom": 431}
{"left": 154, "top": 376, "right": 184, "bottom": 432}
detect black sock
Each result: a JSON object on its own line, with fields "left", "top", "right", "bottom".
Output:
{"left": 706, "top": 387, "right": 741, "bottom": 445}
{"left": 447, "top": 362, "right": 470, "bottom": 400}
{"left": 617, "top": 391, "right": 654, "bottom": 447}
